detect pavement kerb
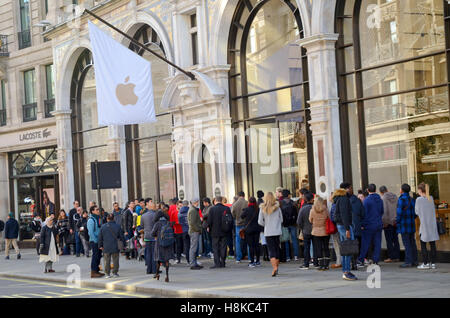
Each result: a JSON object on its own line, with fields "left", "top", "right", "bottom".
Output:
{"left": 0, "top": 272, "right": 242, "bottom": 298}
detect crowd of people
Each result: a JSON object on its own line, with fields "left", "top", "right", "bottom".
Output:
{"left": 2, "top": 180, "right": 442, "bottom": 282}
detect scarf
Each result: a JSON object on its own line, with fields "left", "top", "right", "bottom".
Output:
{"left": 248, "top": 203, "right": 256, "bottom": 207}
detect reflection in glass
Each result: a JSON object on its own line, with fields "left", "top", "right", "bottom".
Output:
{"left": 248, "top": 85, "right": 303, "bottom": 118}
{"left": 280, "top": 120, "right": 308, "bottom": 194}
{"left": 157, "top": 139, "right": 176, "bottom": 203}
{"left": 245, "top": 1, "right": 302, "bottom": 95}
{"left": 359, "top": 0, "right": 444, "bottom": 68}
{"left": 139, "top": 139, "right": 158, "bottom": 200}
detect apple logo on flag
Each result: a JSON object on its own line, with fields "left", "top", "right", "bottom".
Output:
{"left": 116, "top": 76, "right": 138, "bottom": 106}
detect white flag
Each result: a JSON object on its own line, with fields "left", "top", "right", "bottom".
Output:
{"left": 88, "top": 20, "right": 156, "bottom": 125}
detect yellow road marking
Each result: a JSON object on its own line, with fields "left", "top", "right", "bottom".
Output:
{"left": 0, "top": 276, "right": 148, "bottom": 298}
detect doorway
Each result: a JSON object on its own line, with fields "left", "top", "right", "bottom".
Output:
{"left": 197, "top": 144, "right": 213, "bottom": 201}
{"left": 13, "top": 174, "right": 59, "bottom": 240}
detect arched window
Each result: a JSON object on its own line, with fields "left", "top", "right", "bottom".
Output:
{"left": 228, "top": 0, "right": 313, "bottom": 195}
{"left": 71, "top": 49, "right": 121, "bottom": 211}
{"left": 336, "top": 0, "right": 450, "bottom": 198}
{"left": 125, "top": 24, "right": 176, "bottom": 202}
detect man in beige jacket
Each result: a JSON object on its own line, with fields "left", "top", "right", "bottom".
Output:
{"left": 231, "top": 192, "right": 248, "bottom": 262}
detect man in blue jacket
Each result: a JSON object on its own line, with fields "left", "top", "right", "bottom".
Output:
{"left": 357, "top": 184, "right": 384, "bottom": 265}
{"left": 4, "top": 212, "right": 21, "bottom": 260}
{"left": 87, "top": 205, "right": 104, "bottom": 278}
{"left": 397, "top": 184, "right": 418, "bottom": 268}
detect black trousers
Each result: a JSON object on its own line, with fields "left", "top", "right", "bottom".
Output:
{"left": 266, "top": 236, "right": 281, "bottom": 260}
{"left": 175, "top": 233, "right": 190, "bottom": 263}
{"left": 212, "top": 236, "right": 227, "bottom": 267}
{"left": 246, "top": 232, "right": 260, "bottom": 263}
{"left": 312, "top": 235, "right": 330, "bottom": 260}
{"left": 420, "top": 240, "right": 437, "bottom": 264}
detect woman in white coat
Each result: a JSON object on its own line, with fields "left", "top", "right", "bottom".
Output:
{"left": 415, "top": 183, "right": 439, "bottom": 269}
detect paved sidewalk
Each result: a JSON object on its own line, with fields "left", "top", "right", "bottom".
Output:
{"left": 0, "top": 249, "right": 449, "bottom": 298}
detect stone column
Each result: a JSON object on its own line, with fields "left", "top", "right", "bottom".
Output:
{"left": 299, "top": 34, "right": 343, "bottom": 199}
{"left": 53, "top": 109, "right": 74, "bottom": 212}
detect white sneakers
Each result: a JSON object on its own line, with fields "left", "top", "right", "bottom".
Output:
{"left": 417, "top": 263, "right": 437, "bottom": 270}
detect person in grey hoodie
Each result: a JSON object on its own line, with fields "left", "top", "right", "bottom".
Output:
{"left": 380, "top": 186, "right": 400, "bottom": 262}
{"left": 297, "top": 192, "right": 317, "bottom": 269}
{"left": 231, "top": 192, "right": 248, "bottom": 262}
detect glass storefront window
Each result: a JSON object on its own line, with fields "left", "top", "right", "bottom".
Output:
{"left": 157, "top": 139, "right": 176, "bottom": 203}
{"left": 139, "top": 139, "right": 158, "bottom": 200}
{"left": 359, "top": 0, "right": 445, "bottom": 68}
{"left": 245, "top": 1, "right": 302, "bottom": 95}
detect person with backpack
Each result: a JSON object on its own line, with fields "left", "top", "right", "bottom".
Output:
{"left": 280, "top": 189, "right": 299, "bottom": 262}
{"left": 241, "top": 197, "right": 263, "bottom": 267}
{"left": 207, "top": 196, "right": 232, "bottom": 269}
{"left": 98, "top": 213, "right": 126, "bottom": 278}
{"left": 328, "top": 195, "right": 342, "bottom": 269}
{"left": 258, "top": 192, "right": 283, "bottom": 277}
{"left": 151, "top": 209, "right": 175, "bottom": 282}
{"left": 379, "top": 186, "right": 400, "bottom": 263}
{"left": 31, "top": 213, "right": 42, "bottom": 255}
{"left": 141, "top": 198, "right": 158, "bottom": 274}
{"left": 309, "top": 196, "right": 331, "bottom": 270}
{"left": 4, "top": 212, "right": 21, "bottom": 260}
{"left": 415, "top": 183, "right": 439, "bottom": 270}
{"left": 231, "top": 191, "right": 248, "bottom": 263}
{"left": 297, "top": 192, "right": 316, "bottom": 269}
{"left": 397, "top": 184, "right": 418, "bottom": 268}
{"left": 88, "top": 205, "right": 105, "bottom": 278}
{"left": 176, "top": 201, "right": 191, "bottom": 264}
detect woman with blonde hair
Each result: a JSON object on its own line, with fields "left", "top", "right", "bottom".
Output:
{"left": 258, "top": 192, "right": 283, "bottom": 277}
{"left": 415, "top": 183, "right": 439, "bottom": 269}
{"left": 309, "top": 196, "right": 331, "bottom": 271}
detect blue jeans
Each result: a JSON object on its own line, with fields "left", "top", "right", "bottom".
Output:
{"left": 235, "top": 225, "right": 244, "bottom": 261}
{"left": 384, "top": 225, "right": 400, "bottom": 260}
{"left": 202, "top": 228, "right": 212, "bottom": 256}
{"left": 358, "top": 228, "right": 382, "bottom": 263}
{"left": 401, "top": 233, "right": 418, "bottom": 265}
{"left": 145, "top": 241, "right": 157, "bottom": 274}
{"left": 287, "top": 226, "right": 299, "bottom": 258}
{"left": 75, "top": 231, "right": 84, "bottom": 255}
{"left": 337, "top": 224, "right": 354, "bottom": 273}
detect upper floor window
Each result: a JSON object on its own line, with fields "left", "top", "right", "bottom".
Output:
{"left": 45, "top": 64, "right": 55, "bottom": 117}
{"left": 18, "top": 0, "right": 31, "bottom": 49}
{"left": 0, "top": 80, "right": 6, "bottom": 126}
{"left": 190, "top": 13, "right": 198, "bottom": 65}
{"left": 23, "top": 69, "right": 37, "bottom": 121}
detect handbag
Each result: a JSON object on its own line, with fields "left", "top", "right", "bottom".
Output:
{"left": 239, "top": 208, "right": 258, "bottom": 239}
{"left": 326, "top": 217, "right": 337, "bottom": 235}
{"left": 339, "top": 238, "right": 359, "bottom": 256}
{"left": 437, "top": 217, "right": 447, "bottom": 235}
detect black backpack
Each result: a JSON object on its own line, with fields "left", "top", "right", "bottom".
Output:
{"left": 159, "top": 222, "right": 175, "bottom": 247}
{"left": 0, "top": 220, "right": 4, "bottom": 232}
{"left": 221, "top": 210, "right": 234, "bottom": 233}
{"left": 281, "top": 200, "right": 297, "bottom": 227}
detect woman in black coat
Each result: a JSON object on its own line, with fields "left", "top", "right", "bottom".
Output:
{"left": 241, "top": 197, "right": 263, "bottom": 267}
{"left": 39, "top": 215, "right": 59, "bottom": 273}
{"left": 151, "top": 209, "right": 175, "bottom": 282}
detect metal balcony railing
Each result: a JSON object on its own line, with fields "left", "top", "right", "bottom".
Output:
{"left": 18, "top": 30, "right": 31, "bottom": 50}
{"left": 44, "top": 99, "right": 55, "bottom": 118}
{"left": 0, "top": 35, "right": 8, "bottom": 56}
{"left": 23, "top": 102, "right": 37, "bottom": 122}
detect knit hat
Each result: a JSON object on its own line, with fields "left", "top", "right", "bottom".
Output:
{"left": 8, "top": 212, "right": 14, "bottom": 218}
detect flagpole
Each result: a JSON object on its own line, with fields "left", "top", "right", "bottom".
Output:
{"left": 84, "top": 9, "right": 196, "bottom": 81}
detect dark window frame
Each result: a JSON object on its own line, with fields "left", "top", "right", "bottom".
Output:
{"left": 228, "top": 0, "right": 315, "bottom": 196}
{"left": 335, "top": 0, "right": 450, "bottom": 190}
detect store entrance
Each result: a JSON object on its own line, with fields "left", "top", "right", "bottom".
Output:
{"left": 15, "top": 175, "right": 59, "bottom": 240}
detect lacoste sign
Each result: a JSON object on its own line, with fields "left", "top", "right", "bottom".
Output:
{"left": 19, "top": 128, "right": 52, "bottom": 141}
{"left": 0, "top": 125, "right": 56, "bottom": 151}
